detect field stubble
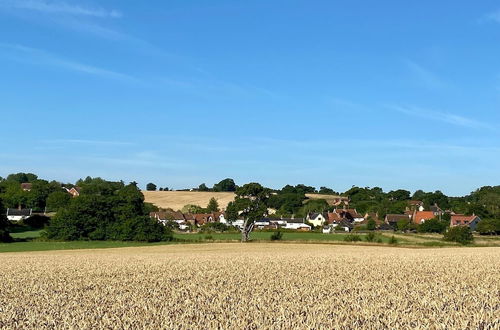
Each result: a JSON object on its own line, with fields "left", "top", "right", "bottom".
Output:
{"left": 0, "top": 244, "right": 498, "bottom": 329}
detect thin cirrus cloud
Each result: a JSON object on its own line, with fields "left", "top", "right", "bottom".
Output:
{"left": 388, "top": 104, "right": 491, "bottom": 129}
{"left": 0, "top": 0, "right": 121, "bottom": 18}
{"left": 0, "top": 43, "right": 138, "bottom": 82}
{"left": 481, "top": 9, "right": 500, "bottom": 23}
{"left": 404, "top": 59, "right": 448, "bottom": 90}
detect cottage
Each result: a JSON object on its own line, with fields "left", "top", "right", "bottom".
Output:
{"left": 6, "top": 208, "right": 32, "bottom": 221}
{"left": 284, "top": 218, "right": 311, "bottom": 231}
{"left": 20, "top": 183, "right": 32, "bottom": 191}
{"left": 306, "top": 212, "right": 328, "bottom": 227}
{"left": 450, "top": 215, "right": 481, "bottom": 231}
{"left": 385, "top": 214, "right": 411, "bottom": 227}
{"left": 65, "top": 187, "right": 81, "bottom": 197}
{"left": 412, "top": 211, "right": 435, "bottom": 225}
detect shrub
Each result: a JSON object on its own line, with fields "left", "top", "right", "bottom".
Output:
{"left": 344, "top": 234, "right": 362, "bottom": 242}
{"left": 23, "top": 215, "right": 51, "bottom": 229}
{"left": 418, "top": 218, "right": 447, "bottom": 233}
{"left": 389, "top": 236, "right": 398, "bottom": 245}
{"left": 366, "top": 219, "right": 377, "bottom": 231}
{"left": 365, "top": 232, "right": 378, "bottom": 242}
{"left": 204, "top": 235, "right": 213, "bottom": 240}
{"left": 476, "top": 219, "right": 500, "bottom": 235}
{"left": 200, "top": 222, "right": 230, "bottom": 233}
{"left": 270, "top": 231, "right": 283, "bottom": 241}
{"left": 443, "top": 226, "right": 474, "bottom": 245}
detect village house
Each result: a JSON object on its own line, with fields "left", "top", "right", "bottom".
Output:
{"left": 385, "top": 214, "right": 411, "bottom": 228}
{"left": 407, "top": 200, "right": 424, "bottom": 212}
{"left": 450, "top": 215, "right": 481, "bottom": 231}
{"left": 284, "top": 218, "right": 311, "bottom": 231}
{"left": 65, "top": 187, "right": 81, "bottom": 197}
{"left": 6, "top": 208, "right": 32, "bottom": 221}
{"left": 412, "top": 211, "right": 435, "bottom": 225}
{"left": 306, "top": 212, "right": 328, "bottom": 227}
{"left": 20, "top": 183, "right": 32, "bottom": 191}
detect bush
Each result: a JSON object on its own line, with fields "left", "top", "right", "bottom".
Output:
{"left": 365, "top": 232, "right": 379, "bottom": 242}
{"left": 23, "top": 215, "right": 51, "bottom": 229}
{"left": 344, "top": 234, "right": 362, "bottom": 242}
{"left": 418, "top": 218, "right": 447, "bottom": 233}
{"left": 200, "top": 222, "right": 230, "bottom": 233}
{"left": 443, "top": 226, "right": 474, "bottom": 245}
{"left": 389, "top": 236, "right": 398, "bottom": 245}
{"left": 204, "top": 235, "right": 213, "bottom": 240}
{"left": 476, "top": 219, "right": 500, "bottom": 235}
{"left": 366, "top": 219, "right": 376, "bottom": 231}
{"left": 270, "top": 231, "right": 283, "bottom": 241}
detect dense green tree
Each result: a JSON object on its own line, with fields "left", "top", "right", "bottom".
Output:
{"left": 206, "top": 197, "right": 219, "bottom": 212}
{"left": 46, "top": 182, "right": 172, "bottom": 242}
{"left": 181, "top": 204, "right": 205, "bottom": 214}
{"left": 46, "top": 191, "right": 71, "bottom": 211}
{"left": 6, "top": 172, "right": 38, "bottom": 183}
{"left": 24, "top": 215, "right": 51, "bottom": 229}
{"left": 476, "top": 219, "right": 500, "bottom": 235}
{"left": 0, "top": 199, "right": 12, "bottom": 242}
{"left": 198, "top": 183, "right": 210, "bottom": 191}
{"left": 213, "top": 178, "right": 237, "bottom": 192}
{"left": 146, "top": 183, "right": 157, "bottom": 191}
{"left": 366, "top": 219, "right": 376, "bottom": 231}
{"left": 387, "top": 189, "right": 410, "bottom": 201}
{"left": 318, "top": 186, "right": 337, "bottom": 195}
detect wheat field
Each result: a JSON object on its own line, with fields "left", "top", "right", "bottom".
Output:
{"left": 142, "top": 191, "right": 346, "bottom": 210}
{"left": 1, "top": 244, "right": 499, "bottom": 329}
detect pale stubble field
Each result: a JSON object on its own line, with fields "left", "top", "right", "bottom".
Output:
{"left": 0, "top": 243, "right": 499, "bottom": 329}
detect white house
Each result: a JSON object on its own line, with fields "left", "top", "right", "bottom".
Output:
{"left": 6, "top": 208, "right": 32, "bottom": 221}
{"left": 306, "top": 212, "right": 327, "bottom": 227}
{"left": 285, "top": 222, "right": 311, "bottom": 231}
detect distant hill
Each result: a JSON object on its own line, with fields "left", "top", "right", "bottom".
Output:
{"left": 142, "top": 191, "right": 346, "bottom": 211}
{"left": 142, "top": 191, "right": 236, "bottom": 211}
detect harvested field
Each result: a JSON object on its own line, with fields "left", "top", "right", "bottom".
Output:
{"left": 142, "top": 191, "right": 235, "bottom": 210}
{"left": 0, "top": 244, "right": 499, "bottom": 328}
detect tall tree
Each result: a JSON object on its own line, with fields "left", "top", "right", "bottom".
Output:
{"left": 206, "top": 197, "right": 219, "bottom": 212}
{"left": 146, "top": 183, "right": 157, "bottom": 191}
{"left": 229, "top": 183, "right": 270, "bottom": 242}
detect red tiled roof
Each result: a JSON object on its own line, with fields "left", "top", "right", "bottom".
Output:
{"left": 412, "top": 211, "right": 435, "bottom": 224}
{"left": 450, "top": 215, "right": 479, "bottom": 226}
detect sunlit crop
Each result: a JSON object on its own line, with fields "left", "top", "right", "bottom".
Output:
{"left": 0, "top": 244, "right": 498, "bottom": 328}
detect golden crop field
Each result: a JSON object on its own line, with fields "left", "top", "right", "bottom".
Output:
{"left": 142, "top": 190, "right": 345, "bottom": 210}
{"left": 142, "top": 191, "right": 236, "bottom": 210}
{"left": 1, "top": 244, "right": 499, "bottom": 329}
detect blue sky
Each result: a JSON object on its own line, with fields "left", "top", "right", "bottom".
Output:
{"left": 0, "top": 0, "right": 499, "bottom": 196}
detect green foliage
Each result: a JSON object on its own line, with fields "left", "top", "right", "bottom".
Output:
{"left": 181, "top": 204, "right": 205, "bottom": 214}
{"left": 344, "top": 234, "right": 362, "bottom": 242}
{"left": 200, "top": 222, "right": 230, "bottom": 232}
{"left": 387, "top": 189, "right": 410, "bottom": 201}
{"left": 46, "top": 191, "right": 71, "bottom": 211}
{"left": 23, "top": 215, "right": 51, "bottom": 229}
{"left": 198, "top": 183, "right": 209, "bottom": 191}
{"left": 418, "top": 218, "right": 448, "bottom": 233}
{"left": 397, "top": 219, "right": 411, "bottom": 232}
{"left": 45, "top": 182, "right": 172, "bottom": 242}
{"left": 476, "top": 219, "right": 500, "bottom": 235}
{"left": 366, "top": 219, "right": 376, "bottom": 231}
{"left": 6, "top": 172, "right": 38, "bottom": 183}
{"left": 389, "top": 236, "right": 398, "bottom": 245}
{"left": 365, "top": 232, "right": 382, "bottom": 242}
{"left": 443, "top": 226, "right": 474, "bottom": 245}
{"left": 318, "top": 186, "right": 338, "bottom": 194}
{"left": 206, "top": 197, "right": 219, "bottom": 212}
{"left": 213, "top": 178, "right": 237, "bottom": 192}
{"left": 270, "top": 231, "right": 283, "bottom": 241}
{"left": 146, "top": 183, "right": 157, "bottom": 191}
{"left": 0, "top": 200, "right": 13, "bottom": 243}
{"left": 233, "top": 183, "right": 271, "bottom": 241}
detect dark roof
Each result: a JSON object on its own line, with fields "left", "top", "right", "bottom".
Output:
{"left": 283, "top": 218, "right": 305, "bottom": 223}
{"left": 385, "top": 214, "right": 410, "bottom": 222}
{"left": 20, "top": 183, "right": 32, "bottom": 190}
{"left": 7, "top": 208, "right": 32, "bottom": 216}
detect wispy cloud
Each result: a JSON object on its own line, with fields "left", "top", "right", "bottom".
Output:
{"left": 0, "top": 43, "right": 138, "bottom": 82}
{"left": 481, "top": 9, "right": 500, "bottom": 23}
{"left": 404, "top": 59, "right": 447, "bottom": 90}
{"left": 387, "top": 104, "right": 491, "bottom": 129}
{"left": 0, "top": 0, "right": 121, "bottom": 18}
{"left": 43, "top": 139, "right": 135, "bottom": 146}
